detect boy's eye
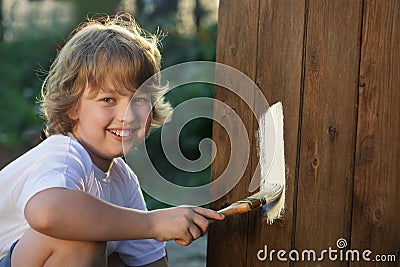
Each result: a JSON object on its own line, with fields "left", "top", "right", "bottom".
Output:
{"left": 132, "top": 97, "right": 150, "bottom": 105}
{"left": 102, "top": 98, "right": 114, "bottom": 103}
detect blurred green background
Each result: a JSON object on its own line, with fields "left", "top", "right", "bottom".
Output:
{"left": 0, "top": 0, "right": 219, "bottom": 209}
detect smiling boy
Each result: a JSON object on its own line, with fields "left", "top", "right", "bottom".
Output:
{"left": 69, "top": 83, "right": 152, "bottom": 172}
{"left": 0, "top": 14, "right": 224, "bottom": 267}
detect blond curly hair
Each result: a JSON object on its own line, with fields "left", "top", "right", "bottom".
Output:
{"left": 40, "top": 13, "right": 172, "bottom": 136}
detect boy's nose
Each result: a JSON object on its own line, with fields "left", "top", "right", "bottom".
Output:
{"left": 117, "top": 101, "right": 136, "bottom": 123}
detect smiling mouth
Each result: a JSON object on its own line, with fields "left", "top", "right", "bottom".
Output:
{"left": 108, "top": 129, "right": 134, "bottom": 137}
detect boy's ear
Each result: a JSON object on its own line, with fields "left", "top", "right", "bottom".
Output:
{"left": 67, "top": 104, "right": 79, "bottom": 120}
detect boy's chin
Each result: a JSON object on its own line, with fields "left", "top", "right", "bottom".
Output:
{"left": 121, "top": 140, "right": 141, "bottom": 154}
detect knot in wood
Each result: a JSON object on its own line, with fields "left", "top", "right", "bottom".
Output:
{"left": 311, "top": 156, "right": 319, "bottom": 168}
{"left": 329, "top": 126, "right": 338, "bottom": 141}
{"left": 374, "top": 207, "right": 383, "bottom": 221}
{"left": 229, "top": 46, "right": 236, "bottom": 56}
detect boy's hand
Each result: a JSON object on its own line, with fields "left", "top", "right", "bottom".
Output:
{"left": 148, "top": 206, "right": 224, "bottom": 246}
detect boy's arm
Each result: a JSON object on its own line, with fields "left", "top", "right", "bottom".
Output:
{"left": 25, "top": 188, "right": 224, "bottom": 245}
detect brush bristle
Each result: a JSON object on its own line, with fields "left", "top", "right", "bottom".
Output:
{"left": 252, "top": 183, "right": 283, "bottom": 204}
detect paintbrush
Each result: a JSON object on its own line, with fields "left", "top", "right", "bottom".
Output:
{"left": 216, "top": 183, "right": 284, "bottom": 217}
{"left": 212, "top": 102, "right": 286, "bottom": 223}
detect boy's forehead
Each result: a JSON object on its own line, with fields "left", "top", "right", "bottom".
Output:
{"left": 86, "top": 83, "right": 150, "bottom": 98}
{"left": 87, "top": 75, "right": 137, "bottom": 95}
{"left": 100, "top": 85, "right": 131, "bottom": 94}
{"left": 84, "top": 70, "right": 154, "bottom": 98}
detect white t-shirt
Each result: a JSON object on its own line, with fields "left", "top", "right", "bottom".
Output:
{"left": 0, "top": 134, "right": 165, "bottom": 266}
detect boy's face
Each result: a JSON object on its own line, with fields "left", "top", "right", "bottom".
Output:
{"left": 70, "top": 83, "right": 152, "bottom": 171}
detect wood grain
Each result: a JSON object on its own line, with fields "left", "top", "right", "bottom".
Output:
{"left": 294, "top": 1, "right": 363, "bottom": 266}
{"left": 207, "top": 1, "right": 260, "bottom": 266}
{"left": 351, "top": 1, "right": 400, "bottom": 266}
{"left": 245, "top": 0, "right": 305, "bottom": 266}
{"left": 208, "top": 0, "right": 400, "bottom": 266}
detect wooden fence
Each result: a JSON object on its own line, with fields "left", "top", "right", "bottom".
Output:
{"left": 207, "top": 1, "right": 399, "bottom": 266}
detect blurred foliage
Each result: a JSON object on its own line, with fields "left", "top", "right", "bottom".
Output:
{"left": 0, "top": 32, "right": 65, "bottom": 147}
{"left": 0, "top": 0, "right": 74, "bottom": 146}
{"left": 0, "top": 0, "right": 218, "bottom": 208}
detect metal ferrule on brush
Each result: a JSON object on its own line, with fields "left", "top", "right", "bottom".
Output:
{"left": 237, "top": 195, "right": 267, "bottom": 209}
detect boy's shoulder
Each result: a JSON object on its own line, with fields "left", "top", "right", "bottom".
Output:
{"left": 18, "top": 134, "right": 92, "bottom": 170}
{"left": 0, "top": 134, "right": 91, "bottom": 177}
{"left": 41, "top": 134, "right": 90, "bottom": 160}
{"left": 111, "top": 157, "right": 136, "bottom": 179}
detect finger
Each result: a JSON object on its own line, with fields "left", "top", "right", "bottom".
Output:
{"left": 191, "top": 213, "right": 209, "bottom": 235}
{"left": 192, "top": 207, "right": 225, "bottom": 221}
{"left": 188, "top": 222, "right": 203, "bottom": 240}
{"left": 175, "top": 238, "right": 191, "bottom": 246}
{"left": 175, "top": 229, "right": 194, "bottom": 246}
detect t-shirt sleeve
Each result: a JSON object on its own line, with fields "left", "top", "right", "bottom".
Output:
{"left": 16, "top": 152, "right": 86, "bottom": 215}
{"left": 114, "top": 161, "right": 166, "bottom": 266}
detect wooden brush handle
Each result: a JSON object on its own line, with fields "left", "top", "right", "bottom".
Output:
{"left": 209, "top": 202, "right": 251, "bottom": 224}
{"left": 218, "top": 202, "right": 251, "bottom": 217}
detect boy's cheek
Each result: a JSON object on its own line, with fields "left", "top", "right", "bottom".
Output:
{"left": 145, "top": 112, "right": 153, "bottom": 135}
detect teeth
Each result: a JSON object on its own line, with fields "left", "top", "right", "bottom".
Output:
{"left": 110, "top": 130, "right": 132, "bottom": 137}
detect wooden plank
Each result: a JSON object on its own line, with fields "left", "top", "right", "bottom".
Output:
{"left": 351, "top": 0, "right": 400, "bottom": 266}
{"left": 207, "top": 1, "right": 260, "bottom": 266}
{"left": 294, "top": 0, "right": 362, "bottom": 266}
{"left": 245, "top": 0, "right": 305, "bottom": 266}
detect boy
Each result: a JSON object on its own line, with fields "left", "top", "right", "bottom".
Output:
{"left": 0, "top": 13, "right": 224, "bottom": 267}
